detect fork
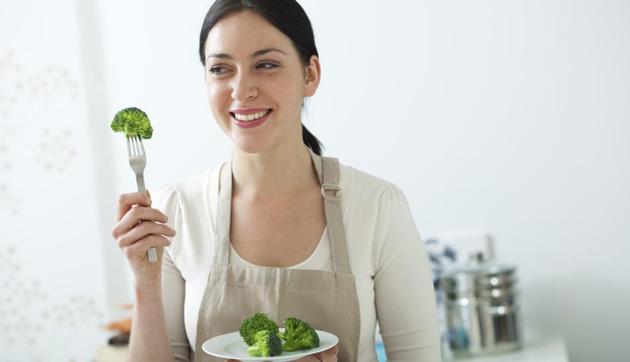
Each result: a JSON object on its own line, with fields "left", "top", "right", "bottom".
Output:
{"left": 126, "top": 135, "right": 158, "bottom": 263}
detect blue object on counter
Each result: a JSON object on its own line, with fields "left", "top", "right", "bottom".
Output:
{"left": 375, "top": 341, "right": 387, "bottom": 361}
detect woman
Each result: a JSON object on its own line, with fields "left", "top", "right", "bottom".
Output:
{"left": 112, "top": 0, "right": 440, "bottom": 361}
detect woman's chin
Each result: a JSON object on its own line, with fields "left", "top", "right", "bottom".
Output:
{"left": 233, "top": 138, "right": 271, "bottom": 155}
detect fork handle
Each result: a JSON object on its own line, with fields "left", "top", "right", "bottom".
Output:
{"left": 135, "top": 174, "right": 146, "bottom": 193}
{"left": 135, "top": 173, "right": 157, "bottom": 263}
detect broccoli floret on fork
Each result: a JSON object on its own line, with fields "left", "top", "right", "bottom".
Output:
{"left": 110, "top": 106, "right": 153, "bottom": 139}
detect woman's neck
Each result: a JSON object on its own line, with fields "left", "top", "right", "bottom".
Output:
{"left": 231, "top": 142, "right": 319, "bottom": 201}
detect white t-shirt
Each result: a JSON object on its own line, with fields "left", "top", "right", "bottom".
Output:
{"left": 155, "top": 161, "right": 441, "bottom": 362}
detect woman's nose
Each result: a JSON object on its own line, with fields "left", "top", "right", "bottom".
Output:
{"left": 230, "top": 72, "right": 257, "bottom": 101}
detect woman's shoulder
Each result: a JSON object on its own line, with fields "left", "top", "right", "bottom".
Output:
{"left": 152, "top": 162, "right": 226, "bottom": 209}
{"left": 175, "top": 163, "right": 224, "bottom": 198}
{"left": 338, "top": 162, "right": 407, "bottom": 208}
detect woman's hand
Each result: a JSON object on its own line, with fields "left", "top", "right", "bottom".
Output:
{"left": 296, "top": 345, "right": 338, "bottom": 361}
{"left": 112, "top": 191, "right": 176, "bottom": 290}
{"left": 225, "top": 345, "right": 338, "bottom": 362}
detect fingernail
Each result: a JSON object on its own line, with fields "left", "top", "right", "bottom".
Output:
{"left": 146, "top": 190, "right": 152, "bottom": 204}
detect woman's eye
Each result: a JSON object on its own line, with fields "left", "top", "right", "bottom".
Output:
{"left": 256, "top": 62, "right": 278, "bottom": 70}
{"left": 209, "top": 66, "right": 228, "bottom": 75}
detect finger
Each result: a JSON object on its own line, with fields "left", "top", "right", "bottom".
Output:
{"left": 297, "top": 345, "right": 338, "bottom": 361}
{"left": 113, "top": 206, "right": 170, "bottom": 238}
{"left": 117, "top": 221, "right": 176, "bottom": 248}
{"left": 122, "top": 235, "right": 170, "bottom": 259}
{"left": 322, "top": 346, "right": 338, "bottom": 356}
{"left": 117, "top": 191, "right": 152, "bottom": 221}
{"left": 313, "top": 345, "right": 338, "bottom": 362}
{"left": 298, "top": 353, "right": 326, "bottom": 362}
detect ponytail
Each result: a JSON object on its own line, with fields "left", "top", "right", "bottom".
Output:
{"left": 301, "top": 124, "right": 323, "bottom": 155}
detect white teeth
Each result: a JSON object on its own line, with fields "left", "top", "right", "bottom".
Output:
{"left": 233, "top": 110, "right": 270, "bottom": 122}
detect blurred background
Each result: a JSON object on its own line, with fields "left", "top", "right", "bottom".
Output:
{"left": 0, "top": 0, "right": 628, "bottom": 361}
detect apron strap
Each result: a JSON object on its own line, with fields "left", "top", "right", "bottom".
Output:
{"left": 213, "top": 161, "right": 232, "bottom": 265}
{"left": 312, "top": 150, "right": 353, "bottom": 275}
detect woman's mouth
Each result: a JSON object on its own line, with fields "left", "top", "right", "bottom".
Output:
{"left": 230, "top": 109, "right": 272, "bottom": 129}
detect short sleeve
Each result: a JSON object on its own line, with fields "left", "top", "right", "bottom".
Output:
{"left": 373, "top": 184, "right": 441, "bottom": 361}
{"left": 161, "top": 249, "right": 191, "bottom": 361}
{"left": 152, "top": 184, "right": 192, "bottom": 360}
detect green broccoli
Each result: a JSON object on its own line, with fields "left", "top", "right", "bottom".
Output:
{"left": 281, "top": 317, "right": 320, "bottom": 352}
{"left": 239, "top": 313, "right": 279, "bottom": 346}
{"left": 247, "top": 330, "right": 283, "bottom": 357}
{"left": 110, "top": 106, "right": 153, "bottom": 139}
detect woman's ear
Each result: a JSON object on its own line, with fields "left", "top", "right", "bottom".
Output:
{"left": 304, "top": 55, "right": 321, "bottom": 97}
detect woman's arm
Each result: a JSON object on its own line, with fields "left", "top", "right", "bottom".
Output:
{"left": 373, "top": 184, "right": 441, "bottom": 362}
{"left": 130, "top": 281, "right": 174, "bottom": 362}
{"left": 129, "top": 248, "right": 190, "bottom": 361}
{"left": 112, "top": 190, "right": 179, "bottom": 362}
{"left": 161, "top": 248, "right": 192, "bottom": 361}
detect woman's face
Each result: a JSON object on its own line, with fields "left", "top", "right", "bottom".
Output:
{"left": 203, "top": 10, "right": 320, "bottom": 154}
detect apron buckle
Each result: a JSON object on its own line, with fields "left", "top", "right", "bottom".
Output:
{"left": 321, "top": 183, "right": 341, "bottom": 200}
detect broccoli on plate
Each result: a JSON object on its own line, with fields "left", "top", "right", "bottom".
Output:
{"left": 110, "top": 106, "right": 153, "bottom": 139}
{"left": 281, "top": 317, "right": 320, "bottom": 352}
{"left": 247, "top": 330, "right": 283, "bottom": 357}
{"left": 239, "top": 313, "right": 279, "bottom": 346}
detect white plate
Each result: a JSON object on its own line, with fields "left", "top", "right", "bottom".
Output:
{"left": 201, "top": 328, "right": 339, "bottom": 362}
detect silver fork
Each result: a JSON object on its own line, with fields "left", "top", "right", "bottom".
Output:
{"left": 126, "top": 135, "right": 158, "bottom": 263}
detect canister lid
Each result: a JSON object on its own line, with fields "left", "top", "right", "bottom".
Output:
{"left": 444, "top": 252, "right": 515, "bottom": 275}
{"left": 441, "top": 252, "right": 516, "bottom": 294}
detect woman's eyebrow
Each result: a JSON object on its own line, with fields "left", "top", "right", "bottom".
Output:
{"left": 252, "top": 48, "right": 286, "bottom": 58}
{"left": 206, "top": 48, "right": 286, "bottom": 63}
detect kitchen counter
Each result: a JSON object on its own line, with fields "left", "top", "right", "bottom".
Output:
{"left": 448, "top": 336, "right": 569, "bottom": 362}
{"left": 96, "top": 345, "right": 127, "bottom": 362}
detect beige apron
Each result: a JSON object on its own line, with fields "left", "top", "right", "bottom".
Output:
{"left": 193, "top": 151, "right": 361, "bottom": 362}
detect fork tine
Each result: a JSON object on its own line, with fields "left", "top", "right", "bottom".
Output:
{"left": 126, "top": 136, "right": 132, "bottom": 157}
{"left": 137, "top": 136, "right": 146, "bottom": 156}
{"left": 131, "top": 135, "right": 138, "bottom": 156}
{"left": 133, "top": 136, "right": 141, "bottom": 157}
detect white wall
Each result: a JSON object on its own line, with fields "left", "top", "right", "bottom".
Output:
{"left": 0, "top": 0, "right": 112, "bottom": 360}
{"left": 3, "top": 0, "right": 626, "bottom": 361}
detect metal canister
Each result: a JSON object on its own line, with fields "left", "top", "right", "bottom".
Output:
{"left": 441, "top": 253, "right": 522, "bottom": 357}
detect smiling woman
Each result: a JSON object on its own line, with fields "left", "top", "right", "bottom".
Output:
{"left": 111, "top": 1, "right": 441, "bottom": 362}
{"left": 200, "top": 0, "right": 323, "bottom": 157}
{"left": 201, "top": 9, "right": 321, "bottom": 156}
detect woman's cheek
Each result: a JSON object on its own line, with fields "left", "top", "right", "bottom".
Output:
{"left": 207, "top": 86, "right": 224, "bottom": 112}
